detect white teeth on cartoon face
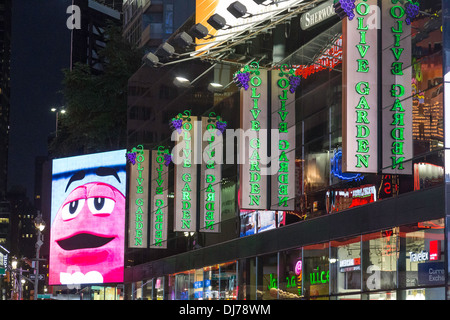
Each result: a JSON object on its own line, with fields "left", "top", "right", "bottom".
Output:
{"left": 60, "top": 271, "right": 103, "bottom": 284}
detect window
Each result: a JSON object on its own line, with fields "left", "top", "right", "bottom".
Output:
{"left": 330, "top": 236, "right": 361, "bottom": 295}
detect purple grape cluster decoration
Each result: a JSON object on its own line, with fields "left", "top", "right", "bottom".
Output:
{"left": 127, "top": 152, "right": 137, "bottom": 165}
{"left": 164, "top": 153, "right": 172, "bottom": 167}
{"left": 216, "top": 120, "right": 227, "bottom": 135}
{"left": 405, "top": 1, "right": 420, "bottom": 25}
{"left": 170, "top": 117, "right": 183, "bottom": 134}
{"left": 289, "top": 75, "right": 301, "bottom": 94}
{"left": 233, "top": 71, "right": 250, "bottom": 90}
{"left": 333, "top": 0, "right": 356, "bottom": 20}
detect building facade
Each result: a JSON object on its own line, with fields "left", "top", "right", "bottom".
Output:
{"left": 71, "top": 0, "right": 122, "bottom": 74}
{"left": 0, "top": 0, "right": 11, "bottom": 200}
{"left": 122, "top": 0, "right": 195, "bottom": 52}
{"left": 120, "top": 0, "right": 449, "bottom": 300}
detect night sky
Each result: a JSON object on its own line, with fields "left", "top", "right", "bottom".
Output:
{"left": 8, "top": 0, "right": 71, "bottom": 199}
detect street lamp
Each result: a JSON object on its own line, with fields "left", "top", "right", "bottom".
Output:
{"left": 11, "top": 258, "right": 23, "bottom": 300}
{"left": 33, "top": 212, "right": 45, "bottom": 300}
{"left": 51, "top": 107, "right": 66, "bottom": 137}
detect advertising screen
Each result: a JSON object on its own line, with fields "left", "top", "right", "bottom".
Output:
{"left": 49, "top": 150, "right": 127, "bottom": 285}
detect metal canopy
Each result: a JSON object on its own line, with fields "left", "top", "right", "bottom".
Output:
{"left": 276, "top": 20, "right": 342, "bottom": 70}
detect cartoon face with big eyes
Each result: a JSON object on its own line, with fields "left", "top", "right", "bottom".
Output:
{"left": 49, "top": 175, "right": 125, "bottom": 285}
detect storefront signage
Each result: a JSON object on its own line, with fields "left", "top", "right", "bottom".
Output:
{"left": 300, "top": 0, "right": 336, "bottom": 30}
{"left": 128, "top": 145, "right": 149, "bottom": 248}
{"left": 200, "top": 115, "right": 222, "bottom": 232}
{"left": 295, "top": 260, "right": 303, "bottom": 296}
{"left": 339, "top": 258, "right": 361, "bottom": 268}
{"left": 174, "top": 112, "right": 198, "bottom": 232}
{"left": 270, "top": 66, "right": 296, "bottom": 210}
{"left": 342, "top": 0, "right": 378, "bottom": 173}
{"left": 429, "top": 240, "right": 441, "bottom": 261}
{"left": 418, "top": 261, "right": 445, "bottom": 286}
{"left": 309, "top": 266, "right": 329, "bottom": 285}
{"left": 150, "top": 147, "right": 170, "bottom": 248}
{"left": 381, "top": 0, "right": 412, "bottom": 174}
{"left": 409, "top": 250, "right": 429, "bottom": 262}
{"left": 240, "top": 62, "right": 268, "bottom": 210}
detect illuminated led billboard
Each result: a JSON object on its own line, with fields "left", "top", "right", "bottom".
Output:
{"left": 49, "top": 149, "right": 127, "bottom": 285}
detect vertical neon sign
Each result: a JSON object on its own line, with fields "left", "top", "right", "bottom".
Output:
{"left": 239, "top": 62, "right": 269, "bottom": 209}
{"left": 381, "top": 0, "right": 412, "bottom": 174}
{"left": 128, "top": 145, "right": 149, "bottom": 248}
{"left": 200, "top": 114, "right": 223, "bottom": 232}
{"left": 150, "top": 146, "right": 169, "bottom": 248}
{"left": 270, "top": 66, "right": 296, "bottom": 210}
{"left": 174, "top": 111, "right": 198, "bottom": 232}
{"left": 342, "top": 0, "right": 378, "bottom": 173}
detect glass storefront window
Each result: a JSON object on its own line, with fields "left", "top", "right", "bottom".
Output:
{"left": 399, "top": 218, "right": 445, "bottom": 289}
{"left": 174, "top": 270, "right": 194, "bottom": 300}
{"left": 203, "top": 265, "right": 220, "bottom": 299}
{"left": 367, "top": 291, "right": 397, "bottom": 300}
{"left": 134, "top": 280, "right": 153, "bottom": 300}
{"left": 155, "top": 276, "right": 165, "bottom": 300}
{"left": 219, "top": 261, "right": 238, "bottom": 300}
{"left": 362, "top": 228, "right": 398, "bottom": 291}
{"left": 257, "top": 253, "right": 278, "bottom": 300}
{"left": 401, "top": 287, "right": 445, "bottom": 300}
{"left": 303, "top": 243, "right": 329, "bottom": 300}
{"left": 279, "top": 248, "right": 303, "bottom": 299}
{"left": 330, "top": 236, "right": 361, "bottom": 295}
{"left": 237, "top": 257, "right": 257, "bottom": 300}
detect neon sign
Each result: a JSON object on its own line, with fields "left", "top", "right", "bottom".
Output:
{"left": 200, "top": 114, "right": 222, "bottom": 232}
{"left": 150, "top": 146, "right": 169, "bottom": 248}
{"left": 330, "top": 148, "right": 363, "bottom": 181}
{"left": 381, "top": 0, "right": 412, "bottom": 174}
{"left": 128, "top": 145, "right": 149, "bottom": 248}
{"left": 174, "top": 110, "right": 198, "bottom": 232}
{"left": 309, "top": 266, "right": 329, "bottom": 285}
{"left": 294, "top": 36, "right": 342, "bottom": 80}
{"left": 240, "top": 62, "right": 268, "bottom": 209}
{"left": 342, "top": 0, "right": 378, "bottom": 173}
{"left": 295, "top": 260, "right": 303, "bottom": 296}
{"left": 271, "top": 65, "right": 296, "bottom": 210}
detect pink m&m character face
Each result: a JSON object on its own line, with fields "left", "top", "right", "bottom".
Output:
{"left": 295, "top": 260, "right": 302, "bottom": 275}
{"left": 49, "top": 181, "right": 125, "bottom": 285}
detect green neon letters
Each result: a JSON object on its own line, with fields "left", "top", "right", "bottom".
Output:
{"left": 248, "top": 74, "right": 263, "bottom": 207}
{"left": 204, "top": 121, "right": 217, "bottom": 230}
{"left": 276, "top": 76, "right": 291, "bottom": 207}
{"left": 389, "top": 1, "right": 406, "bottom": 170}
{"left": 134, "top": 148, "right": 145, "bottom": 246}
{"left": 353, "top": 0, "right": 373, "bottom": 169}
{"left": 153, "top": 147, "right": 167, "bottom": 246}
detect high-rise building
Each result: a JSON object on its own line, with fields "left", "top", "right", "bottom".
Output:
{"left": 122, "top": 0, "right": 195, "bottom": 52}
{"left": 70, "top": 0, "right": 122, "bottom": 73}
{"left": 0, "top": 0, "right": 11, "bottom": 200}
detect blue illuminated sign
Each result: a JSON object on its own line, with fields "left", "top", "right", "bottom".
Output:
{"left": 331, "top": 149, "right": 364, "bottom": 181}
